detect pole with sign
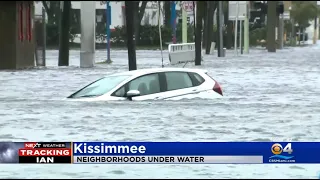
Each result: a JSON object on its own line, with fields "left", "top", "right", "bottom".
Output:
{"left": 182, "top": 2, "right": 187, "bottom": 43}
{"left": 182, "top": 1, "right": 193, "bottom": 43}
{"left": 229, "top": 1, "right": 247, "bottom": 56}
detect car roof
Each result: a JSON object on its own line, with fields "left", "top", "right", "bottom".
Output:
{"left": 106, "top": 68, "right": 208, "bottom": 77}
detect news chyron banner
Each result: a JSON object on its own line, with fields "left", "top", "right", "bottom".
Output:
{"left": 0, "top": 142, "right": 71, "bottom": 164}
{"left": 72, "top": 142, "right": 320, "bottom": 164}
{"left": 0, "top": 142, "right": 320, "bottom": 164}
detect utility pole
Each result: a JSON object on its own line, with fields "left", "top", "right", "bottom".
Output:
{"left": 266, "top": 1, "right": 277, "bottom": 52}
{"left": 279, "top": 13, "right": 284, "bottom": 49}
{"left": 125, "top": 1, "right": 137, "bottom": 71}
{"left": 205, "top": 1, "right": 214, "bottom": 54}
{"left": 106, "top": 1, "right": 112, "bottom": 63}
{"left": 314, "top": 16, "right": 318, "bottom": 44}
{"left": 291, "top": 18, "right": 295, "bottom": 46}
{"left": 317, "top": 14, "right": 320, "bottom": 40}
{"left": 171, "top": 1, "right": 177, "bottom": 44}
{"left": 240, "top": 20, "right": 242, "bottom": 54}
{"left": 58, "top": 1, "right": 71, "bottom": 66}
{"left": 182, "top": 2, "right": 187, "bottom": 43}
{"left": 234, "top": 1, "right": 239, "bottom": 55}
{"left": 278, "top": 1, "right": 284, "bottom": 49}
{"left": 195, "top": 1, "right": 204, "bottom": 65}
{"left": 217, "top": 1, "right": 224, "bottom": 57}
{"left": 243, "top": 1, "right": 249, "bottom": 53}
{"left": 317, "top": 16, "right": 320, "bottom": 40}
{"left": 80, "top": 1, "right": 95, "bottom": 68}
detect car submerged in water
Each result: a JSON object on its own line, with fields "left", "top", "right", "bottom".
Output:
{"left": 67, "top": 68, "right": 223, "bottom": 101}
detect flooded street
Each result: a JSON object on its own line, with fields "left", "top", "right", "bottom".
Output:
{"left": 0, "top": 45, "right": 320, "bottom": 178}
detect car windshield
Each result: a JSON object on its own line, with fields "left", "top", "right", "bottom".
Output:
{"left": 70, "top": 75, "right": 130, "bottom": 98}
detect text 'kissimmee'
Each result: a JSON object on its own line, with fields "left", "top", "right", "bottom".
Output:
{"left": 73, "top": 143, "right": 146, "bottom": 154}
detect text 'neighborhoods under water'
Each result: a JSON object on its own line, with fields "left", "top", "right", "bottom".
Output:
{"left": 74, "top": 156, "right": 205, "bottom": 163}
{"left": 72, "top": 155, "right": 264, "bottom": 164}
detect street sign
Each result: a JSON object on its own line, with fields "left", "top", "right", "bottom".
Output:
{"left": 283, "top": 12, "right": 290, "bottom": 20}
{"left": 182, "top": 1, "right": 194, "bottom": 12}
{"left": 229, "top": 1, "right": 247, "bottom": 21}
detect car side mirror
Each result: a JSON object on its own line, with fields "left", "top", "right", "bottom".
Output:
{"left": 126, "top": 90, "right": 140, "bottom": 100}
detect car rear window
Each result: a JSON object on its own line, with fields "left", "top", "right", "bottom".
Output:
{"left": 188, "top": 72, "right": 205, "bottom": 86}
{"left": 165, "top": 72, "right": 193, "bottom": 91}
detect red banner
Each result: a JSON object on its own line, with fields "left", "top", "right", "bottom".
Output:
{"left": 19, "top": 148, "right": 71, "bottom": 156}
{"left": 27, "top": 3, "right": 32, "bottom": 42}
{"left": 19, "top": 2, "right": 23, "bottom": 41}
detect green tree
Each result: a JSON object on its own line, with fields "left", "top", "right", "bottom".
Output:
{"left": 290, "top": 1, "right": 319, "bottom": 45}
{"left": 101, "top": 1, "right": 148, "bottom": 45}
{"left": 163, "top": 1, "right": 171, "bottom": 28}
{"left": 291, "top": 1, "right": 319, "bottom": 29}
{"left": 41, "top": 1, "right": 61, "bottom": 25}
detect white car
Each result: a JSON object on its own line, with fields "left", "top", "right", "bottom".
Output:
{"left": 67, "top": 68, "right": 223, "bottom": 101}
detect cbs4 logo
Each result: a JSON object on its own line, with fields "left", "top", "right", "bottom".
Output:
{"left": 271, "top": 143, "right": 293, "bottom": 155}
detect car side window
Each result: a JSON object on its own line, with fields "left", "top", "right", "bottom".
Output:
{"left": 114, "top": 86, "right": 126, "bottom": 97}
{"left": 128, "top": 73, "right": 161, "bottom": 96}
{"left": 165, "top": 72, "right": 193, "bottom": 91}
{"left": 189, "top": 72, "right": 205, "bottom": 86}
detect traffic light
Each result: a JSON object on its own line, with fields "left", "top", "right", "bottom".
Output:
{"left": 277, "top": 2, "right": 284, "bottom": 15}
{"left": 250, "top": 1, "right": 284, "bottom": 28}
{"left": 252, "top": 1, "right": 267, "bottom": 14}
{"left": 252, "top": 1, "right": 284, "bottom": 15}
{"left": 250, "top": 1, "right": 267, "bottom": 28}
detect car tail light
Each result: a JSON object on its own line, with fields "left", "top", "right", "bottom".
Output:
{"left": 213, "top": 81, "right": 223, "bottom": 96}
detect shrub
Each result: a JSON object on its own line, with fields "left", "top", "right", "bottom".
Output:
{"left": 46, "top": 23, "right": 195, "bottom": 47}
